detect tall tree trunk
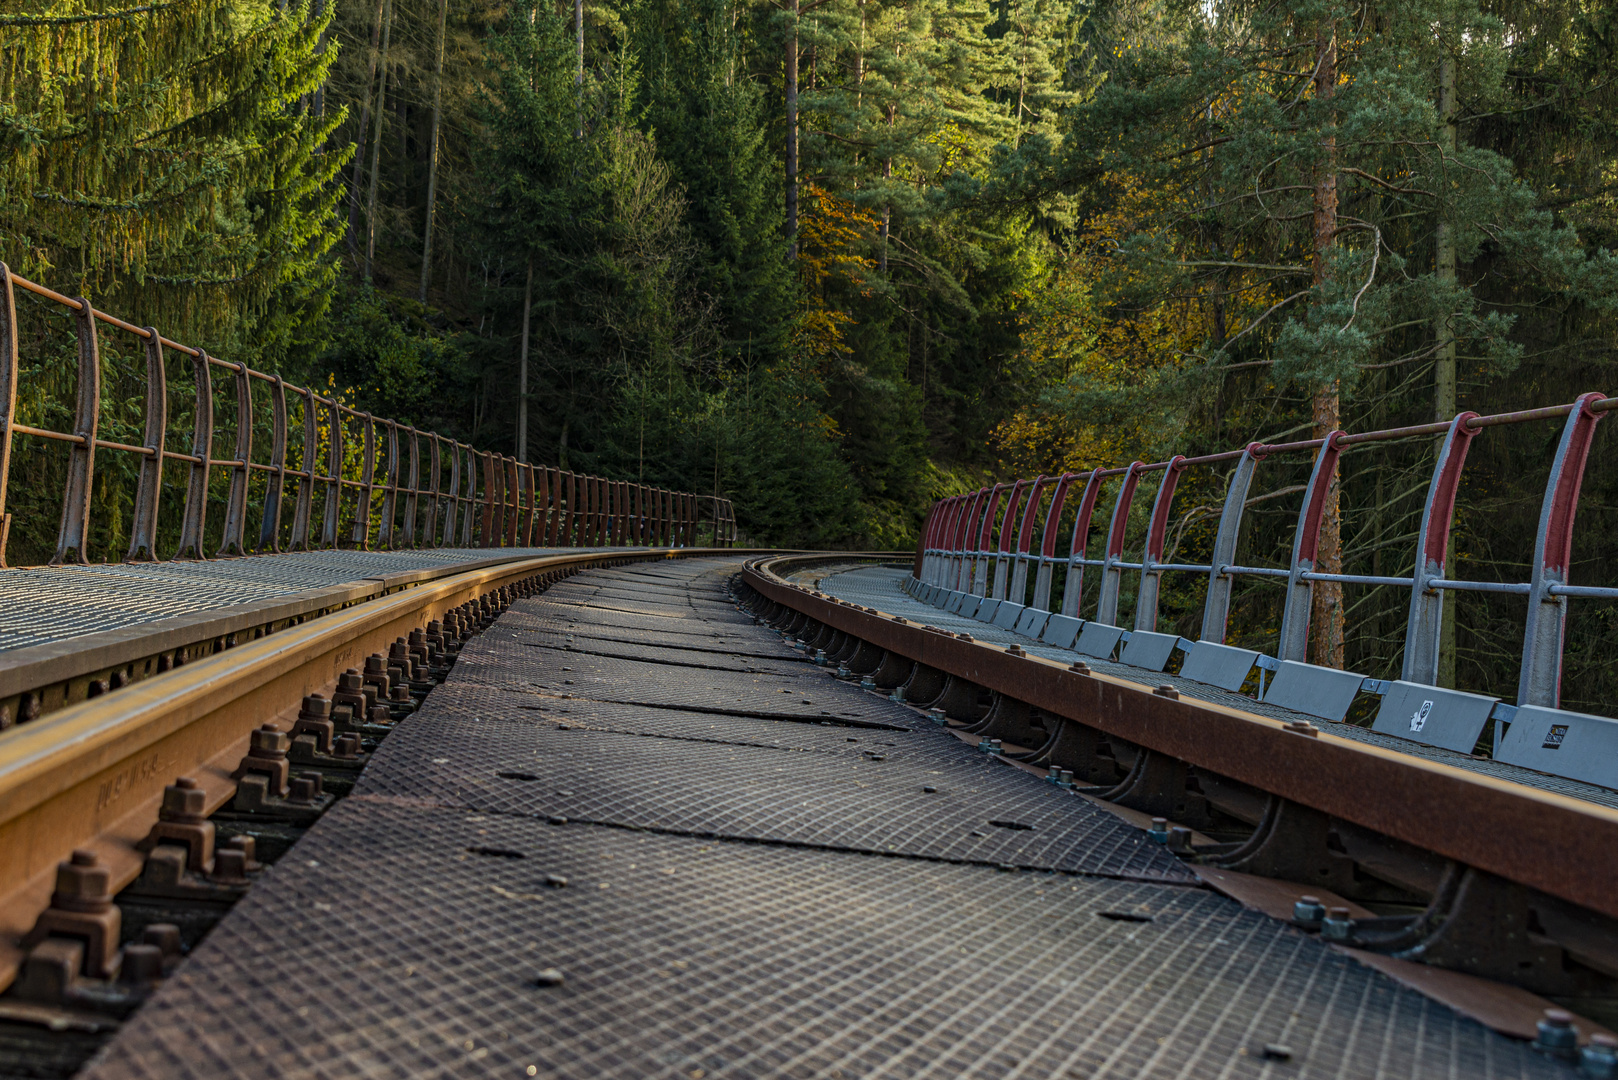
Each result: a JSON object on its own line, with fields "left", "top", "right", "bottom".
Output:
{"left": 419, "top": 0, "right": 449, "bottom": 302}
{"left": 363, "top": 0, "right": 394, "bottom": 283}
{"left": 1434, "top": 50, "right": 1459, "bottom": 686}
{"left": 1309, "top": 21, "right": 1344, "bottom": 669}
{"left": 575, "top": 0, "right": 584, "bottom": 138}
{"left": 517, "top": 255, "right": 532, "bottom": 462}
{"left": 347, "top": 0, "right": 387, "bottom": 262}
{"left": 785, "top": 0, "right": 799, "bottom": 261}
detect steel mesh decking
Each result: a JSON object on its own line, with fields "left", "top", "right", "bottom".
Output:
{"left": 83, "top": 801, "right": 1565, "bottom": 1080}
{"left": 0, "top": 547, "right": 611, "bottom": 652}
{"left": 77, "top": 556, "right": 1568, "bottom": 1079}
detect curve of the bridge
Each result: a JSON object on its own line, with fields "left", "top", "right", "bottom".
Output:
{"left": 69, "top": 556, "right": 1569, "bottom": 1079}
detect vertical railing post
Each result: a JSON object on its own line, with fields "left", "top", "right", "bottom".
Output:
{"left": 1277, "top": 432, "right": 1345, "bottom": 662}
{"left": 478, "top": 452, "right": 497, "bottom": 547}
{"left": 458, "top": 445, "right": 475, "bottom": 547}
{"left": 952, "top": 490, "right": 984, "bottom": 591}
{"left": 942, "top": 496, "right": 968, "bottom": 586}
{"left": 1133, "top": 457, "right": 1188, "bottom": 632}
{"left": 256, "top": 375, "right": 288, "bottom": 553}
{"left": 350, "top": 414, "right": 376, "bottom": 549}
{"left": 1199, "top": 445, "right": 1266, "bottom": 644}
{"left": 176, "top": 351, "right": 215, "bottom": 559}
{"left": 51, "top": 296, "right": 102, "bottom": 565}
{"left": 1031, "top": 474, "right": 1077, "bottom": 610}
{"left": 1519, "top": 393, "right": 1608, "bottom": 708}
{"left": 0, "top": 264, "right": 18, "bottom": 566}
{"left": 970, "top": 485, "right": 1004, "bottom": 595}
{"left": 504, "top": 457, "right": 520, "bottom": 547}
{"left": 126, "top": 328, "right": 168, "bottom": 562}
{"left": 1058, "top": 472, "right": 1105, "bottom": 618}
{"left": 917, "top": 501, "right": 942, "bottom": 581}
{"left": 401, "top": 427, "right": 420, "bottom": 547}
{"left": 545, "top": 468, "right": 561, "bottom": 546}
{"left": 424, "top": 434, "right": 441, "bottom": 546}
{"left": 990, "top": 480, "right": 1028, "bottom": 600}
{"left": 378, "top": 420, "right": 401, "bottom": 549}
{"left": 217, "top": 362, "right": 253, "bottom": 556}
{"left": 1401, "top": 413, "right": 1481, "bottom": 685}
{"left": 320, "top": 398, "right": 343, "bottom": 548}
{"left": 442, "top": 440, "right": 462, "bottom": 547}
{"left": 290, "top": 388, "right": 318, "bottom": 551}
{"left": 1095, "top": 463, "right": 1144, "bottom": 626}
{"left": 1008, "top": 476, "right": 1048, "bottom": 605}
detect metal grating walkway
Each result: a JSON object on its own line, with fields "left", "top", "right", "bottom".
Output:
{"left": 79, "top": 557, "right": 1570, "bottom": 1079}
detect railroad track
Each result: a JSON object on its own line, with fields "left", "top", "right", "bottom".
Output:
{"left": 740, "top": 553, "right": 1618, "bottom": 1045}
{"left": 0, "top": 547, "right": 724, "bottom": 1010}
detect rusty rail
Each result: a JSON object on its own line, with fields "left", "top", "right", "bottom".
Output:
{"left": 917, "top": 394, "right": 1617, "bottom": 716}
{"left": 0, "top": 264, "right": 737, "bottom": 566}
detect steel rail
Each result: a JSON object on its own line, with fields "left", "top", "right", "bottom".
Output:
{"left": 742, "top": 554, "right": 1618, "bottom": 925}
{"left": 0, "top": 545, "right": 748, "bottom": 993}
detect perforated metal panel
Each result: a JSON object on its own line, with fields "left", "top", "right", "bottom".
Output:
{"left": 83, "top": 800, "right": 1566, "bottom": 1080}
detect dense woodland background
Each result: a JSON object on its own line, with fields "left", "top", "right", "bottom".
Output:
{"left": 2, "top": 0, "right": 1617, "bottom": 707}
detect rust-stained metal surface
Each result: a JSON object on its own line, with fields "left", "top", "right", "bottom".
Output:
{"left": 74, "top": 557, "right": 1573, "bottom": 1079}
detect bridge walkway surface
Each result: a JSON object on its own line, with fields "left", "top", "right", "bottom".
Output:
{"left": 815, "top": 565, "right": 1618, "bottom": 813}
{"left": 69, "top": 556, "right": 1566, "bottom": 1079}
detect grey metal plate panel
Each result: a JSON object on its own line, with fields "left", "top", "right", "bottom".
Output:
{"left": 991, "top": 601, "right": 1023, "bottom": 628}
{"left": 1496, "top": 705, "right": 1618, "bottom": 791}
{"left": 1040, "top": 614, "right": 1084, "bottom": 649}
{"left": 946, "top": 591, "right": 971, "bottom": 614}
{"left": 1261, "top": 661, "right": 1367, "bottom": 723}
{"left": 85, "top": 800, "right": 1565, "bottom": 1080}
{"left": 1119, "top": 629, "right": 1178, "bottom": 672}
{"left": 974, "top": 598, "right": 1001, "bottom": 622}
{"left": 1075, "top": 622, "right": 1126, "bottom": 660}
{"left": 1371, "top": 681, "right": 1498, "bottom": 755}
{"left": 1178, "top": 642, "right": 1259, "bottom": 693}
{"left": 933, "top": 588, "right": 955, "bottom": 608}
{"left": 1013, "top": 606, "right": 1048, "bottom": 638}
{"left": 355, "top": 706, "right": 1195, "bottom": 880}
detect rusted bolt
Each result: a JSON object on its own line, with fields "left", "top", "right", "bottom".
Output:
{"left": 1284, "top": 720, "right": 1320, "bottom": 738}
{"left": 288, "top": 776, "right": 319, "bottom": 803}
{"left": 301, "top": 694, "right": 333, "bottom": 720}
{"left": 334, "top": 733, "right": 363, "bottom": 758}
{"left": 160, "top": 777, "right": 207, "bottom": 822}
{"left": 1293, "top": 896, "right": 1326, "bottom": 929}
{"left": 54, "top": 850, "right": 113, "bottom": 911}
{"left": 957, "top": 633, "right": 973, "bottom": 642}
{"left": 1322, "top": 907, "right": 1355, "bottom": 941}
{"left": 1007, "top": 644, "right": 1025, "bottom": 657}
{"left": 1069, "top": 661, "right": 1091, "bottom": 675}
{"left": 221, "top": 835, "right": 261, "bottom": 871}
{"left": 1535, "top": 1009, "right": 1579, "bottom": 1059}
{"left": 927, "top": 707, "right": 947, "bottom": 724}
{"left": 118, "top": 943, "right": 164, "bottom": 986}
{"left": 142, "top": 923, "right": 182, "bottom": 958}
{"left": 1581, "top": 1034, "right": 1618, "bottom": 1076}
{"left": 209, "top": 848, "right": 250, "bottom": 885}
{"left": 1154, "top": 685, "right": 1179, "bottom": 699}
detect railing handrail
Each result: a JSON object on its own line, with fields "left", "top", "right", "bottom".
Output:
{"left": 0, "top": 264, "right": 737, "bottom": 565}
{"left": 917, "top": 392, "right": 1616, "bottom": 713}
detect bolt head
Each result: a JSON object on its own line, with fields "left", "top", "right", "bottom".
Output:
{"left": 534, "top": 968, "right": 565, "bottom": 987}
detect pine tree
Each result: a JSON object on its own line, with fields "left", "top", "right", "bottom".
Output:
{"left": 0, "top": 0, "right": 348, "bottom": 350}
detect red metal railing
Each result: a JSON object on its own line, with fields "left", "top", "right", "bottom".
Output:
{"left": 0, "top": 264, "right": 736, "bottom": 565}
{"left": 917, "top": 394, "right": 1618, "bottom": 712}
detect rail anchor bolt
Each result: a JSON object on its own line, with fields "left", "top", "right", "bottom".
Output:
{"left": 1534, "top": 1009, "right": 1580, "bottom": 1060}
{"left": 1581, "top": 1033, "right": 1618, "bottom": 1077}
{"left": 1321, "top": 907, "right": 1355, "bottom": 942}
{"left": 1292, "top": 896, "right": 1326, "bottom": 930}
{"left": 1147, "top": 818, "right": 1170, "bottom": 845}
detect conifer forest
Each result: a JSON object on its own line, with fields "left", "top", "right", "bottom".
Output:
{"left": 2, "top": 0, "right": 1617, "bottom": 703}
